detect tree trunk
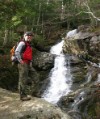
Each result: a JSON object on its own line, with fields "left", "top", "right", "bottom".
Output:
{"left": 36, "top": 3, "right": 41, "bottom": 32}
{"left": 3, "top": 29, "right": 9, "bottom": 46}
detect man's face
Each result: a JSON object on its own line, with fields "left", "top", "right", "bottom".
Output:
{"left": 27, "top": 35, "right": 33, "bottom": 41}
{"left": 25, "top": 35, "right": 33, "bottom": 42}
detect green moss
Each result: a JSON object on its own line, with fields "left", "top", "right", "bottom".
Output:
{"left": 88, "top": 104, "right": 96, "bottom": 117}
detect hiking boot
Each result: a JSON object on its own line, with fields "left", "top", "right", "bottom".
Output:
{"left": 20, "top": 95, "right": 31, "bottom": 101}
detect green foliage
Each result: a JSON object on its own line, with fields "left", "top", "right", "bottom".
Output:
{"left": 0, "top": 0, "right": 99, "bottom": 45}
{"left": 34, "top": 34, "right": 45, "bottom": 45}
{"left": 12, "top": 16, "right": 22, "bottom": 27}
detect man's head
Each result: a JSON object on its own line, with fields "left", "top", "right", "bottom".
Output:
{"left": 24, "top": 31, "right": 34, "bottom": 42}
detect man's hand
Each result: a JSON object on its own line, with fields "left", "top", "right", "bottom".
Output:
{"left": 20, "top": 60, "right": 24, "bottom": 64}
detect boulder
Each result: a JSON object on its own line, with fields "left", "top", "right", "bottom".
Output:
{"left": 33, "top": 51, "right": 54, "bottom": 70}
{"left": 0, "top": 88, "right": 72, "bottom": 119}
{"left": 63, "top": 25, "right": 100, "bottom": 63}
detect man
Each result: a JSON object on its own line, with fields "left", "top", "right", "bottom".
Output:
{"left": 15, "top": 31, "right": 34, "bottom": 101}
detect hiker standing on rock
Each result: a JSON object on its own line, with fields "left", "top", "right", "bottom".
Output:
{"left": 15, "top": 31, "right": 34, "bottom": 101}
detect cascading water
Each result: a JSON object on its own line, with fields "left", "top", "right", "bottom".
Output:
{"left": 42, "top": 40, "right": 73, "bottom": 104}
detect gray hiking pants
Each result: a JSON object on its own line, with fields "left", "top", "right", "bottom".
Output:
{"left": 18, "top": 63, "right": 31, "bottom": 98}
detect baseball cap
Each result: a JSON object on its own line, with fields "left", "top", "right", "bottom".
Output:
{"left": 24, "top": 31, "right": 33, "bottom": 36}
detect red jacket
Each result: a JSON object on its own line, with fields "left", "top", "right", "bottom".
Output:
{"left": 22, "top": 42, "right": 32, "bottom": 64}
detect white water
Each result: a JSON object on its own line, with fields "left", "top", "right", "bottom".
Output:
{"left": 66, "top": 29, "right": 77, "bottom": 38}
{"left": 72, "top": 91, "right": 85, "bottom": 110}
{"left": 42, "top": 40, "right": 73, "bottom": 104}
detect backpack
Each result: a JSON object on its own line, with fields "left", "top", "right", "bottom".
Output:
{"left": 10, "top": 40, "right": 26, "bottom": 64}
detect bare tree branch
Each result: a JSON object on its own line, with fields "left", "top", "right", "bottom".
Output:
{"left": 83, "top": 2, "right": 100, "bottom": 21}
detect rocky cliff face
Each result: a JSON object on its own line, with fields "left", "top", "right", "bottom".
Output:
{"left": 63, "top": 25, "right": 100, "bottom": 63}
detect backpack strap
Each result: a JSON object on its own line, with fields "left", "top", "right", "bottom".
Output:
{"left": 21, "top": 40, "right": 27, "bottom": 53}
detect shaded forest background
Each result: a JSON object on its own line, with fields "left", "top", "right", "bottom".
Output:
{"left": 0, "top": 0, "right": 100, "bottom": 48}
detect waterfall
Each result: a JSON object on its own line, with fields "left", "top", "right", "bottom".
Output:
{"left": 42, "top": 40, "right": 73, "bottom": 104}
